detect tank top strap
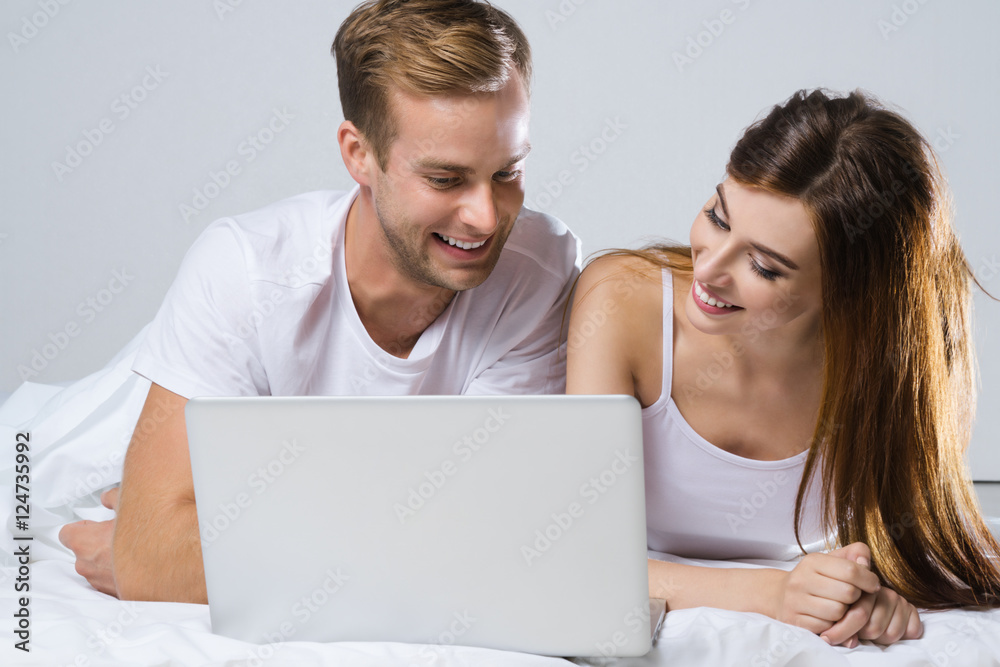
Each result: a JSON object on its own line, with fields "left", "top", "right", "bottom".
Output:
{"left": 659, "top": 267, "right": 673, "bottom": 404}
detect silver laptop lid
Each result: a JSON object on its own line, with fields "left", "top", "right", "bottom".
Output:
{"left": 186, "top": 395, "right": 650, "bottom": 657}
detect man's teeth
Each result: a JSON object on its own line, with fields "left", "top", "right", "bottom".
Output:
{"left": 437, "top": 233, "right": 486, "bottom": 250}
{"left": 694, "top": 281, "right": 734, "bottom": 308}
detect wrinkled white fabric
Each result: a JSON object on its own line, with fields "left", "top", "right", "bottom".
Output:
{"left": 3, "top": 332, "right": 1000, "bottom": 666}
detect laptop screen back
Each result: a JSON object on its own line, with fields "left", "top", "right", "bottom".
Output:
{"left": 186, "top": 395, "right": 650, "bottom": 657}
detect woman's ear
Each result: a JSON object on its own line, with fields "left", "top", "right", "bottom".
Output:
{"left": 338, "top": 120, "right": 375, "bottom": 186}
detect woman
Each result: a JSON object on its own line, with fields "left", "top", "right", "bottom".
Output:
{"left": 567, "top": 89, "right": 1000, "bottom": 647}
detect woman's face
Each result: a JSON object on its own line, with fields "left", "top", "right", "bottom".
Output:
{"left": 685, "top": 179, "right": 823, "bottom": 341}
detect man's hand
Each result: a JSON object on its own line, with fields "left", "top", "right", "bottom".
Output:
{"left": 58, "top": 487, "right": 120, "bottom": 597}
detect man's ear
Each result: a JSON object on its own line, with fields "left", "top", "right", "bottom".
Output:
{"left": 338, "top": 120, "right": 376, "bottom": 186}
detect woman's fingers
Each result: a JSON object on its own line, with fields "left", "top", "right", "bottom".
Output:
{"left": 784, "top": 545, "right": 922, "bottom": 649}
{"left": 880, "top": 603, "right": 912, "bottom": 644}
{"left": 828, "top": 542, "right": 872, "bottom": 568}
{"left": 904, "top": 605, "right": 924, "bottom": 640}
{"left": 817, "top": 556, "right": 881, "bottom": 595}
{"left": 858, "top": 589, "right": 899, "bottom": 640}
{"left": 843, "top": 588, "right": 924, "bottom": 646}
{"left": 870, "top": 596, "right": 923, "bottom": 645}
{"left": 805, "top": 570, "right": 871, "bottom": 606}
{"left": 779, "top": 553, "right": 876, "bottom": 630}
{"left": 785, "top": 612, "right": 836, "bottom": 636}
{"left": 796, "top": 594, "right": 851, "bottom": 623}
{"left": 821, "top": 592, "right": 875, "bottom": 646}
{"left": 796, "top": 553, "right": 880, "bottom": 599}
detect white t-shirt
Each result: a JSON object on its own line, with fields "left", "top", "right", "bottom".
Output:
{"left": 132, "top": 188, "right": 581, "bottom": 398}
{"left": 643, "top": 269, "right": 830, "bottom": 561}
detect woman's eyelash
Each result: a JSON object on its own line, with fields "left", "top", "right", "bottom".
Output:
{"left": 749, "top": 260, "right": 780, "bottom": 281}
{"left": 704, "top": 204, "right": 782, "bottom": 281}
{"left": 704, "top": 207, "right": 729, "bottom": 230}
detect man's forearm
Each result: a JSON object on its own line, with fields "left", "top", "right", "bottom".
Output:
{"left": 113, "top": 498, "right": 207, "bottom": 603}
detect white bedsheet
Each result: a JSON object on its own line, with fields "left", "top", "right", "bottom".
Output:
{"left": 2, "top": 330, "right": 999, "bottom": 666}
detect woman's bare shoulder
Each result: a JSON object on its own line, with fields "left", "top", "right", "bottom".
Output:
{"left": 569, "top": 253, "right": 666, "bottom": 401}
{"left": 576, "top": 253, "right": 665, "bottom": 302}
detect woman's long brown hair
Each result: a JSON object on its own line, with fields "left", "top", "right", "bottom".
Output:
{"left": 631, "top": 89, "right": 1000, "bottom": 608}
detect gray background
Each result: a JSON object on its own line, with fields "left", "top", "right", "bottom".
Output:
{"left": 2, "top": 0, "right": 998, "bottom": 478}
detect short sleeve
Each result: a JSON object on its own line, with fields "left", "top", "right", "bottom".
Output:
{"left": 464, "top": 213, "right": 581, "bottom": 396}
{"left": 131, "top": 221, "right": 269, "bottom": 398}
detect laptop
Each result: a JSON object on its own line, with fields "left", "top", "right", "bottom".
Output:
{"left": 185, "top": 395, "right": 654, "bottom": 657}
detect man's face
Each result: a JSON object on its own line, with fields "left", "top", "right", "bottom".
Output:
{"left": 368, "top": 73, "right": 531, "bottom": 292}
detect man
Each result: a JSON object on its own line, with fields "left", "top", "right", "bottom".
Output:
{"left": 58, "top": 0, "right": 579, "bottom": 603}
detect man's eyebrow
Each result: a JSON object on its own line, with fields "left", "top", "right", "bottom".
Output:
{"left": 750, "top": 242, "right": 800, "bottom": 271}
{"left": 414, "top": 158, "right": 472, "bottom": 174}
{"left": 413, "top": 144, "right": 532, "bottom": 174}
{"left": 503, "top": 144, "right": 532, "bottom": 168}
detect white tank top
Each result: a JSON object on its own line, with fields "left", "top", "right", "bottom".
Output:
{"left": 643, "top": 269, "right": 829, "bottom": 560}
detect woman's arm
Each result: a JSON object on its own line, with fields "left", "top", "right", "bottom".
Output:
{"left": 565, "top": 255, "right": 647, "bottom": 398}
{"left": 565, "top": 257, "right": 890, "bottom": 642}
{"left": 650, "top": 547, "right": 890, "bottom": 638}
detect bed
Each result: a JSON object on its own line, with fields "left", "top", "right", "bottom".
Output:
{"left": 3, "top": 331, "right": 999, "bottom": 666}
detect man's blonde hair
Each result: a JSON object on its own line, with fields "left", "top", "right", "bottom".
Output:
{"left": 332, "top": 0, "right": 531, "bottom": 169}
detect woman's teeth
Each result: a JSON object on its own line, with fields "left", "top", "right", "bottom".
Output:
{"left": 695, "top": 281, "right": 735, "bottom": 308}
{"left": 437, "top": 233, "right": 486, "bottom": 250}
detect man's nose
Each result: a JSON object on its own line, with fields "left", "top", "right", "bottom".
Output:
{"left": 458, "top": 182, "right": 500, "bottom": 236}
